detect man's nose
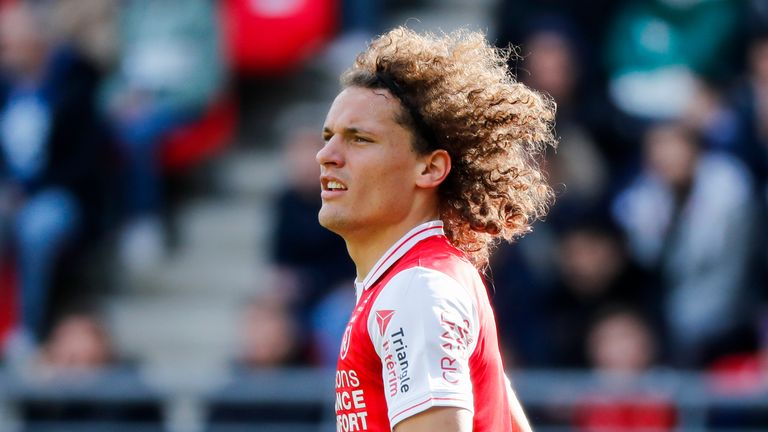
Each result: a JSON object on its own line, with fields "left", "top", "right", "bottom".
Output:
{"left": 316, "top": 136, "right": 344, "bottom": 167}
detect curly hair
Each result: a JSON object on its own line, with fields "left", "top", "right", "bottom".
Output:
{"left": 342, "top": 27, "right": 557, "bottom": 267}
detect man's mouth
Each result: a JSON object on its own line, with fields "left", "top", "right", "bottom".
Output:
{"left": 321, "top": 177, "right": 348, "bottom": 191}
{"left": 327, "top": 180, "right": 347, "bottom": 191}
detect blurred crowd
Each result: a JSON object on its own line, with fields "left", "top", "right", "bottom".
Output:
{"left": 492, "top": 0, "right": 768, "bottom": 372}
{"left": 0, "top": 0, "right": 231, "bottom": 366}
{"left": 0, "top": 0, "right": 768, "bottom": 430}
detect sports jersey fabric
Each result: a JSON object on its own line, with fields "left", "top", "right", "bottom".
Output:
{"left": 335, "top": 220, "right": 521, "bottom": 431}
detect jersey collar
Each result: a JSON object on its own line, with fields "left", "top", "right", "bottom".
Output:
{"left": 355, "top": 220, "right": 445, "bottom": 294}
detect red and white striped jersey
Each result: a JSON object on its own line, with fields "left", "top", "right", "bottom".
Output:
{"left": 335, "top": 220, "right": 523, "bottom": 431}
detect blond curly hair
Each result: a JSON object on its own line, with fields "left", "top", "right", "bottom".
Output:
{"left": 342, "top": 27, "right": 557, "bottom": 267}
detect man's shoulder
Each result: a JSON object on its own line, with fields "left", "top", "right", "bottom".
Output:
{"left": 375, "top": 236, "right": 482, "bottom": 303}
{"left": 398, "top": 235, "right": 475, "bottom": 275}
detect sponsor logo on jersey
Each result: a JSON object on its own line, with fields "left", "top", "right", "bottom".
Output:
{"left": 335, "top": 369, "right": 369, "bottom": 431}
{"left": 340, "top": 324, "right": 352, "bottom": 360}
{"left": 383, "top": 327, "right": 411, "bottom": 396}
{"left": 439, "top": 310, "right": 473, "bottom": 384}
{"left": 375, "top": 310, "right": 395, "bottom": 336}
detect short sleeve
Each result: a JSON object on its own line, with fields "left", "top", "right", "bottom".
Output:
{"left": 366, "top": 267, "right": 479, "bottom": 427}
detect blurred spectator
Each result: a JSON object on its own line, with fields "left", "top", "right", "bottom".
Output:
{"left": 748, "top": 0, "right": 768, "bottom": 34}
{"left": 0, "top": 1, "right": 104, "bottom": 362}
{"left": 489, "top": 228, "right": 555, "bottom": 368}
{"left": 213, "top": 294, "right": 323, "bottom": 426}
{"left": 308, "top": 280, "right": 354, "bottom": 368}
{"left": 490, "top": 25, "right": 611, "bottom": 369}
{"left": 604, "top": 0, "right": 742, "bottom": 123}
{"left": 727, "top": 31, "right": 768, "bottom": 291}
{"left": 101, "top": 0, "right": 225, "bottom": 273}
{"left": 613, "top": 122, "right": 759, "bottom": 367}
{"left": 269, "top": 103, "right": 354, "bottom": 365}
{"left": 682, "top": 78, "right": 741, "bottom": 152}
{"left": 215, "top": 294, "right": 322, "bottom": 427}
{"left": 49, "top": 0, "right": 119, "bottom": 70}
{"left": 490, "top": 216, "right": 658, "bottom": 369}
{"left": 587, "top": 307, "right": 657, "bottom": 375}
{"left": 496, "top": 2, "right": 628, "bottom": 169}
{"left": 36, "top": 312, "right": 113, "bottom": 372}
{"left": 521, "top": 26, "right": 609, "bottom": 222}
{"left": 546, "top": 221, "right": 658, "bottom": 368}
{"left": 495, "top": 0, "right": 618, "bottom": 71}
{"left": 22, "top": 312, "right": 164, "bottom": 425}
{"left": 729, "top": 30, "right": 768, "bottom": 188}
{"left": 237, "top": 294, "right": 302, "bottom": 369}
{"left": 575, "top": 307, "right": 676, "bottom": 431}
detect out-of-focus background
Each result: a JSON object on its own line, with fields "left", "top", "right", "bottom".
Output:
{"left": 0, "top": 0, "right": 767, "bottom": 431}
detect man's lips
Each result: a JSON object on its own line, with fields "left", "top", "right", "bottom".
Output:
{"left": 320, "top": 176, "right": 348, "bottom": 197}
{"left": 320, "top": 176, "right": 348, "bottom": 191}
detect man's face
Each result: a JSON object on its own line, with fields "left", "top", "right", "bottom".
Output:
{"left": 645, "top": 125, "right": 697, "bottom": 189}
{"left": 317, "top": 86, "right": 422, "bottom": 237}
{"left": 524, "top": 31, "right": 576, "bottom": 105}
{"left": 0, "top": 5, "right": 45, "bottom": 76}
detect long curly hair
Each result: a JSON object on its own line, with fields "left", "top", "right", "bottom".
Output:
{"left": 342, "top": 27, "right": 557, "bottom": 267}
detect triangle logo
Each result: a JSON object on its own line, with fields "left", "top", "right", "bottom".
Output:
{"left": 375, "top": 310, "right": 396, "bottom": 336}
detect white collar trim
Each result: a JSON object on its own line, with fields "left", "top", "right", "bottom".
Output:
{"left": 354, "top": 220, "right": 445, "bottom": 294}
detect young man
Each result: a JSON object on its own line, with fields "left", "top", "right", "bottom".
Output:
{"left": 318, "top": 28, "right": 556, "bottom": 432}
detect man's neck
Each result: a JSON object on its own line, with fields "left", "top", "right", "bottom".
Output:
{"left": 346, "top": 216, "right": 438, "bottom": 283}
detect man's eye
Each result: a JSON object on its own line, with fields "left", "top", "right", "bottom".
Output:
{"left": 354, "top": 136, "right": 371, "bottom": 143}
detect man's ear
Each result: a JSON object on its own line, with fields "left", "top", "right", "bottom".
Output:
{"left": 415, "top": 149, "right": 451, "bottom": 189}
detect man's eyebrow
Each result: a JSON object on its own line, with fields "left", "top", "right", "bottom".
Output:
{"left": 323, "top": 126, "right": 377, "bottom": 136}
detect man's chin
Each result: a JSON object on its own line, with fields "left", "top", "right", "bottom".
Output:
{"left": 318, "top": 208, "right": 347, "bottom": 234}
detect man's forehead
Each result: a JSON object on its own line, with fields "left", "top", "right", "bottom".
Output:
{"left": 324, "top": 87, "right": 400, "bottom": 130}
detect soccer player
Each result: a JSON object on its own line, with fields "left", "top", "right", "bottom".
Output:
{"left": 318, "top": 27, "right": 556, "bottom": 432}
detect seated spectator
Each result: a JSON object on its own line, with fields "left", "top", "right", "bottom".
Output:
{"left": 521, "top": 24, "right": 610, "bottom": 223}
{"left": 729, "top": 30, "right": 768, "bottom": 189}
{"left": 308, "top": 279, "right": 355, "bottom": 368}
{"left": 21, "top": 312, "right": 163, "bottom": 425}
{"left": 488, "top": 238, "right": 553, "bottom": 368}
{"left": 489, "top": 24, "right": 613, "bottom": 368}
{"left": 211, "top": 294, "right": 322, "bottom": 426}
{"left": 575, "top": 307, "right": 676, "bottom": 431}
{"left": 236, "top": 293, "right": 303, "bottom": 369}
{"left": 682, "top": 78, "right": 741, "bottom": 152}
{"left": 101, "top": 0, "right": 225, "bottom": 273}
{"left": 749, "top": 0, "right": 768, "bottom": 31}
{"left": 613, "top": 122, "right": 760, "bottom": 367}
{"left": 0, "top": 1, "right": 104, "bottom": 363}
{"left": 495, "top": 0, "right": 619, "bottom": 67}
{"left": 35, "top": 312, "right": 114, "bottom": 374}
{"left": 491, "top": 24, "right": 610, "bottom": 367}
{"left": 727, "top": 31, "right": 768, "bottom": 291}
{"left": 49, "top": 0, "right": 119, "bottom": 71}
{"left": 546, "top": 220, "right": 659, "bottom": 368}
{"left": 587, "top": 307, "right": 658, "bottom": 375}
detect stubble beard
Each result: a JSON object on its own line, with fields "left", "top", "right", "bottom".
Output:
{"left": 318, "top": 204, "right": 352, "bottom": 236}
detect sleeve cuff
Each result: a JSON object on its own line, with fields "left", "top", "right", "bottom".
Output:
{"left": 389, "top": 391, "right": 474, "bottom": 427}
